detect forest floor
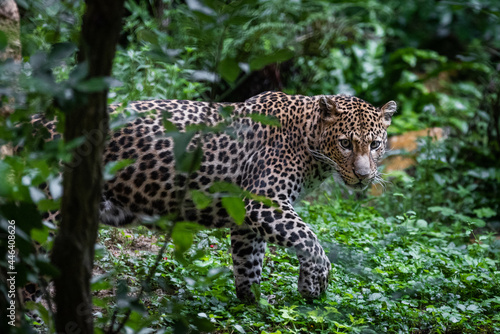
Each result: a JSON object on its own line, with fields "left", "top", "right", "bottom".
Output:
{"left": 89, "top": 198, "right": 500, "bottom": 334}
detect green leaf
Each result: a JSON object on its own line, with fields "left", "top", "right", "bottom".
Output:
{"left": 162, "top": 115, "right": 178, "bottom": 132}
{"left": 217, "top": 105, "right": 234, "bottom": 119}
{"left": 171, "top": 222, "right": 202, "bottom": 254}
{"left": 218, "top": 57, "right": 241, "bottom": 82}
{"left": 35, "top": 257, "right": 59, "bottom": 276}
{"left": 210, "top": 181, "right": 277, "bottom": 208}
{"left": 192, "top": 316, "right": 215, "bottom": 332}
{"left": 31, "top": 225, "right": 50, "bottom": 245}
{"left": 25, "top": 301, "right": 51, "bottom": 328}
{"left": 473, "top": 207, "right": 496, "bottom": 219}
{"left": 68, "top": 62, "right": 90, "bottom": 84}
{"left": 415, "top": 219, "right": 428, "bottom": 229}
{"left": 250, "top": 282, "right": 261, "bottom": 300}
{"left": 233, "top": 324, "right": 246, "bottom": 334}
{"left": 0, "top": 30, "right": 7, "bottom": 51}
{"left": 190, "top": 190, "right": 212, "bottom": 210}
{"left": 466, "top": 304, "right": 480, "bottom": 313}
{"left": 222, "top": 196, "right": 246, "bottom": 225}
{"left": 75, "top": 77, "right": 109, "bottom": 93}
{"left": 469, "top": 218, "right": 486, "bottom": 228}
{"left": 402, "top": 53, "right": 416, "bottom": 67}
{"left": 37, "top": 198, "right": 60, "bottom": 212}
{"left": 210, "top": 181, "right": 243, "bottom": 194}
{"left": 136, "top": 29, "right": 158, "bottom": 45}
{"left": 249, "top": 49, "right": 294, "bottom": 71}
{"left": 428, "top": 206, "right": 456, "bottom": 216}
{"left": 176, "top": 145, "right": 203, "bottom": 173}
{"left": 48, "top": 42, "right": 77, "bottom": 64}
{"left": 247, "top": 113, "right": 281, "bottom": 127}
{"left": 247, "top": 193, "right": 278, "bottom": 209}
{"left": 116, "top": 279, "right": 131, "bottom": 308}
{"left": 104, "top": 159, "right": 135, "bottom": 181}
{"left": 172, "top": 131, "right": 195, "bottom": 162}
{"left": 91, "top": 274, "right": 113, "bottom": 292}
{"left": 172, "top": 225, "right": 193, "bottom": 254}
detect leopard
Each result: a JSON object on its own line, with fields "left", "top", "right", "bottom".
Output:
{"left": 32, "top": 91, "right": 396, "bottom": 303}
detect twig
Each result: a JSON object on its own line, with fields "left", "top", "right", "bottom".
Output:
{"left": 106, "top": 233, "right": 171, "bottom": 334}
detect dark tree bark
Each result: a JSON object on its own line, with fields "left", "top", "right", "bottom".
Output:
{"left": 51, "top": 1, "right": 124, "bottom": 333}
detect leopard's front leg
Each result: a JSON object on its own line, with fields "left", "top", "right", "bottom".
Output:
{"left": 245, "top": 201, "right": 331, "bottom": 300}
{"left": 230, "top": 226, "right": 266, "bottom": 302}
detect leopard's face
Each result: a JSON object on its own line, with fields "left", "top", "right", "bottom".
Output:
{"left": 314, "top": 95, "right": 396, "bottom": 190}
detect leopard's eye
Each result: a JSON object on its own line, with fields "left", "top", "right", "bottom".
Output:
{"left": 339, "top": 139, "right": 352, "bottom": 150}
{"left": 370, "top": 141, "right": 381, "bottom": 150}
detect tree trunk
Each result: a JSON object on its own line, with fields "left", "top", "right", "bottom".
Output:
{"left": 51, "top": 1, "right": 124, "bottom": 333}
{"left": 0, "top": 0, "right": 21, "bottom": 62}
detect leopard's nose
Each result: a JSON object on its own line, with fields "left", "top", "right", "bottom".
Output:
{"left": 353, "top": 169, "right": 370, "bottom": 180}
{"left": 353, "top": 154, "right": 371, "bottom": 180}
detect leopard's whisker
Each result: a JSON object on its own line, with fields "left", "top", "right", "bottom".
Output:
{"left": 308, "top": 149, "right": 338, "bottom": 169}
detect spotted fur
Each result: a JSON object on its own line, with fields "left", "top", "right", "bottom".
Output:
{"left": 34, "top": 91, "right": 396, "bottom": 302}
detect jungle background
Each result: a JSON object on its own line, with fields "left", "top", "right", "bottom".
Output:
{"left": 0, "top": 0, "right": 499, "bottom": 333}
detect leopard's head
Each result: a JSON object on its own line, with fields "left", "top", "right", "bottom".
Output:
{"left": 312, "top": 95, "right": 396, "bottom": 190}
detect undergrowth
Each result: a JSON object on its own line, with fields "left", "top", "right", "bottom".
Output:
{"left": 2, "top": 1, "right": 499, "bottom": 333}
{"left": 93, "top": 191, "right": 500, "bottom": 334}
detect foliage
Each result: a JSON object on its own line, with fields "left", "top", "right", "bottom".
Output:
{"left": 0, "top": 0, "right": 499, "bottom": 333}
{"left": 92, "top": 195, "right": 500, "bottom": 333}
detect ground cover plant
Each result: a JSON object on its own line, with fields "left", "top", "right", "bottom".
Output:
{"left": 0, "top": 0, "right": 499, "bottom": 333}
{"left": 93, "top": 192, "right": 500, "bottom": 333}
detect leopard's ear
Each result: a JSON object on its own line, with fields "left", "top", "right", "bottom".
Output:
{"left": 319, "top": 96, "right": 340, "bottom": 122}
{"left": 380, "top": 101, "right": 397, "bottom": 128}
